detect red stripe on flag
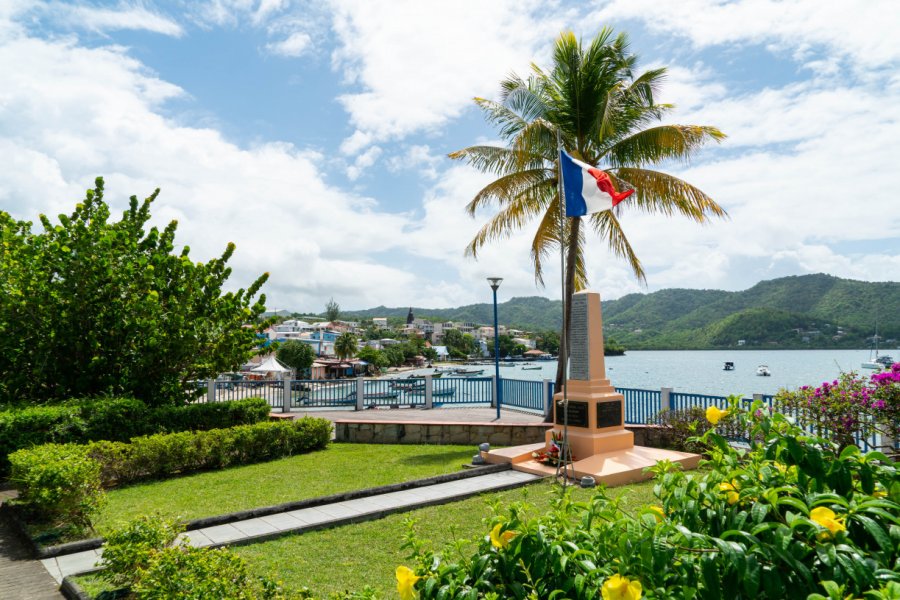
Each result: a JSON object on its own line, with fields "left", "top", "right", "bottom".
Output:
{"left": 587, "top": 168, "right": 633, "bottom": 206}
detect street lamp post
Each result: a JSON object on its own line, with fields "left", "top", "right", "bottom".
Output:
{"left": 487, "top": 277, "right": 503, "bottom": 419}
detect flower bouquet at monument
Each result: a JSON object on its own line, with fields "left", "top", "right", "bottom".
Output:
{"left": 532, "top": 432, "right": 574, "bottom": 465}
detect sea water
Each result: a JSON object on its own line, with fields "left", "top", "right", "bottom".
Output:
{"left": 493, "top": 349, "right": 892, "bottom": 397}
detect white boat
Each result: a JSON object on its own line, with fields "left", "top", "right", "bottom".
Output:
{"left": 862, "top": 316, "right": 892, "bottom": 369}
{"left": 756, "top": 365, "right": 771, "bottom": 377}
{"left": 521, "top": 364, "right": 543, "bottom": 370}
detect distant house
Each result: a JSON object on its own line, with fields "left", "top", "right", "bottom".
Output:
{"left": 372, "top": 317, "right": 388, "bottom": 328}
{"left": 432, "top": 345, "right": 449, "bottom": 359}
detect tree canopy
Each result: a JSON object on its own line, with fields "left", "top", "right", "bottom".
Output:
{"left": 0, "top": 178, "right": 269, "bottom": 406}
{"left": 451, "top": 29, "right": 726, "bottom": 389}
{"left": 276, "top": 340, "right": 316, "bottom": 374}
{"left": 334, "top": 332, "right": 358, "bottom": 360}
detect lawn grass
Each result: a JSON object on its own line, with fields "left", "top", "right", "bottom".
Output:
{"left": 92, "top": 443, "right": 475, "bottom": 535}
{"left": 231, "top": 478, "right": 658, "bottom": 598}
{"left": 75, "top": 477, "right": 658, "bottom": 598}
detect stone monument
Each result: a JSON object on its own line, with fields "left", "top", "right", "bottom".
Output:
{"left": 550, "top": 291, "right": 634, "bottom": 459}
{"left": 482, "top": 290, "right": 699, "bottom": 486}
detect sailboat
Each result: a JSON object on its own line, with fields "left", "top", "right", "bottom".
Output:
{"left": 862, "top": 317, "right": 894, "bottom": 369}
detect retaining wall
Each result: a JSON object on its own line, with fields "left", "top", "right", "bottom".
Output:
{"left": 334, "top": 420, "right": 676, "bottom": 448}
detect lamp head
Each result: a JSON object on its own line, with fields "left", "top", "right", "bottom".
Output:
{"left": 487, "top": 277, "right": 503, "bottom": 291}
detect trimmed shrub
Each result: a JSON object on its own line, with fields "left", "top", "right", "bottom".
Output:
{"left": 8, "top": 443, "right": 105, "bottom": 528}
{"left": 100, "top": 516, "right": 286, "bottom": 599}
{"left": 87, "top": 418, "right": 332, "bottom": 486}
{"left": 0, "top": 397, "right": 271, "bottom": 477}
{"left": 99, "top": 515, "right": 182, "bottom": 587}
{"left": 133, "top": 546, "right": 286, "bottom": 600}
{"left": 400, "top": 403, "right": 900, "bottom": 599}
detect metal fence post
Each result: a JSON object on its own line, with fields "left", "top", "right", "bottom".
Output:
{"left": 282, "top": 378, "right": 291, "bottom": 413}
{"left": 425, "top": 374, "right": 433, "bottom": 409}
{"left": 207, "top": 379, "right": 215, "bottom": 403}
{"left": 660, "top": 387, "right": 672, "bottom": 412}
{"left": 491, "top": 375, "right": 498, "bottom": 408}
{"left": 752, "top": 393, "right": 764, "bottom": 405}
{"left": 542, "top": 379, "right": 551, "bottom": 419}
{"left": 356, "top": 377, "right": 365, "bottom": 411}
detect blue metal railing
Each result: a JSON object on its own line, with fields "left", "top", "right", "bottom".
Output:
{"left": 291, "top": 379, "right": 357, "bottom": 408}
{"left": 616, "top": 387, "right": 662, "bottom": 425}
{"left": 433, "top": 377, "right": 492, "bottom": 406}
{"left": 671, "top": 391, "right": 730, "bottom": 411}
{"left": 501, "top": 378, "right": 545, "bottom": 413}
{"left": 216, "top": 380, "right": 283, "bottom": 407}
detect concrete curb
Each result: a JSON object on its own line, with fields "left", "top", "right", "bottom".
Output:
{"left": 15, "top": 463, "right": 511, "bottom": 558}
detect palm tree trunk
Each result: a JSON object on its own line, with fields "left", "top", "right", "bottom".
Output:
{"left": 553, "top": 216, "right": 581, "bottom": 396}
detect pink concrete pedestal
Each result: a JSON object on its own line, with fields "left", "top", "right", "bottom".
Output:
{"left": 483, "top": 290, "right": 699, "bottom": 487}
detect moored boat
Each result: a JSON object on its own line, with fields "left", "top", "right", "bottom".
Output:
{"left": 756, "top": 365, "right": 771, "bottom": 377}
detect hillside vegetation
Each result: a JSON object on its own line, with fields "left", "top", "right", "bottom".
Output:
{"left": 340, "top": 274, "right": 899, "bottom": 350}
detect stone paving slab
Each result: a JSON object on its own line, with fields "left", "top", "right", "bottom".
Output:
{"left": 42, "top": 469, "right": 542, "bottom": 584}
{"left": 0, "top": 504, "right": 64, "bottom": 600}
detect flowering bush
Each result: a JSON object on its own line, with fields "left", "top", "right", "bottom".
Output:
{"left": 397, "top": 402, "right": 900, "bottom": 599}
{"left": 776, "top": 364, "right": 900, "bottom": 453}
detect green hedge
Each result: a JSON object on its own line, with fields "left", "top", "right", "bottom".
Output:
{"left": 0, "top": 397, "right": 271, "bottom": 477}
{"left": 9, "top": 418, "right": 332, "bottom": 526}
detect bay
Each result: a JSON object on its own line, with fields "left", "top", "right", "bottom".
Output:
{"left": 495, "top": 349, "right": 893, "bottom": 397}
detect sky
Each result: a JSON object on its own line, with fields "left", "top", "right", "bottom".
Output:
{"left": 1, "top": 0, "right": 898, "bottom": 314}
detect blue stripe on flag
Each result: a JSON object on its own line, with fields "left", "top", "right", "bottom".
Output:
{"left": 560, "top": 150, "right": 587, "bottom": 217}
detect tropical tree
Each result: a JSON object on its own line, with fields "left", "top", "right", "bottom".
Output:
{"left": 0, "top": 177, "right": 269, "bottom": 406}
{"left": 324, "top": 297, "right": 340, "bottom": 323}
{"left": 334, "top": 332, "right": 358, "bottom": 360}
{"left": 276, "top": 340, "right": 316, "bottom": 375}
{"left": 450, "top": 29, "right": 726, "bottom": 390}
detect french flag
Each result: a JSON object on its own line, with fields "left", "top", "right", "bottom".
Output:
{"left": 560, "top": 149, "right": 634, "bottom": 217}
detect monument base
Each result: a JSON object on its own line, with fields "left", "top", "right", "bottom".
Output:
{"left": 483, "top": 443, "right": 700, "bottom": 487}
{"left": 547, "top": 427, "right": 634, "bottom": 461}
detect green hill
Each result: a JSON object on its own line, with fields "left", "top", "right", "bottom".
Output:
{"left": 339, "top": 274, "right": 899, "bottom": 350}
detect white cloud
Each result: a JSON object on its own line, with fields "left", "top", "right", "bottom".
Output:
{"left": 47, "top": 2, "right": 184, "bottom": 37}
{"left": 591, "top": 0, "right": 900, "bottom": 70}
{"left": 386, "top": 145, "right": 442, "bottom": 180}
{"left": 346, "top": 145, "right": 382, "bottom": 180}
{"left": 265, "top": 31, "right": 311, "bottom": 57}
{"left": 329, "top": 0, "right": 566, "bottom": 153}
{"left": 0, "top": 24, "right": 434, "bottom": 312}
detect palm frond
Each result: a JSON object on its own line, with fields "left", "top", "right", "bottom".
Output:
{"left": 448, "top": 145, "right": 543, "bottom": 176}
{"left": 464, "top": 169, "right": 554, "bottom": 216}
{"left": 612, "top": 167, "right": 727, "bottom": 222}
{"left": 588, "top": 210, "right": 646, "bottom": 282}
{"left": 465, "top": 179, "right": 556, "bottom": 257}
{"left": 530, "top": 195, "right": 564, "bottom": 287}
{"left": 605, "top": 125, "right": 726, "bottom": 168}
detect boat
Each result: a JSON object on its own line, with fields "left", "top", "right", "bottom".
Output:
{"left": 862, "top": 315, "right": 893, "bottom": 369}
{"left": 521, "top": 364, "right": 543, "bottom": 370}
{"left": 862, "top": 351, "right": 893, "bottom": 370}
{"left": 756, "top": 365, "right": 771, "bottom": 377}
{"left": 389, "top": 380, "right": 426, "bottom": 391}
{"left": 408, "top": 386, "right": 455, "bottom": 397}
{"left": 451, "top": 368, "right": 484, "bottom": 376}
{"left": 723, "top": 362, "right": 735, "bottom": 371}
{"left": 408, "top": 371, "right": 442, "bottom": 379}
{"left": 344, "top": 391, "right": 400, "bottom": 400}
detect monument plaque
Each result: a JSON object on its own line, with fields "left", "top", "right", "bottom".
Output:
{"left": 568, "top": 293, "right": 590, "bottom": 380}
{"left": 596, "top": 400, "right": 623, "bottom": 428}
{"left": 554, "top": 400, "right": 589, "bottom": 428}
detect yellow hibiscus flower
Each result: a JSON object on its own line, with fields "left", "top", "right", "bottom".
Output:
{"left": 601, "top": 574, "right": 643, "bottom": 600}
{"left": 396, "top": 565, "right": 421, "bottom": 600}
{"left": 705, "top": 406, "right": 727, "bottom": 425}
{"left": 810, "top": 507, "right": 846, "bottom": 541}
{"left": 719, "top": 481, "right": 739, "bottom": 505}
{"left": 490, "top": 522, "right": 517, "bottom": 549}
{"left": 647, "top": 505, "right": 665, "bottom": 522}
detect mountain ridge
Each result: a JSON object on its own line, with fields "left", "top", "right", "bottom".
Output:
{"left": 335, "top": 274, "right": 899, "bottom": 350}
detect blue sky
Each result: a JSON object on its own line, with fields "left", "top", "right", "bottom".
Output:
{"left": 1, "top": 0, "right": 897, "bottom": 313}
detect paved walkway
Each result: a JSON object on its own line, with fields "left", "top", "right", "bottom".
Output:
{"left": 0, "top": 505, "right": 65, "bottom": 600}
{"left": 40, "top": 468, "right": 542, "bottom": 584}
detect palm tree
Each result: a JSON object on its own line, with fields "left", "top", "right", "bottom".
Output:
{"left": 334, "top": 332, "right": 359, "bottom": 360}
{"left": 450, "top": 29, "right": 727, "bottom": 390}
